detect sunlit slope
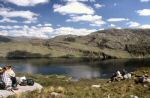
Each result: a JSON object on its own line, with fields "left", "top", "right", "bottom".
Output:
{"left": 0, "top": 29, "right": 150, "bottom": 58}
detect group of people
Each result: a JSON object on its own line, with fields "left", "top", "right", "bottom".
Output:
{"left": 109, "top": 69, "right": 132, "bottom": 82}
{"left": 0, "top": 65, "right": 18, "bottom": 90}
{"left": 136, "top": 74, "right": 150, "bottom": 84}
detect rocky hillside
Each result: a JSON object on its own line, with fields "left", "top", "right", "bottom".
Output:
{"left": 46, "top": 29, "right": 150, "bottom": 59}
{"left": 0, "top": 29, "right": 150, "bottom": 59}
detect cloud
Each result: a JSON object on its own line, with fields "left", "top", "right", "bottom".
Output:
{"left": 140, "top": 24, "right": 150, "bottom": 28}
{"left": 107, "top": 18, "right": 129, "bottom": 22}
{"left": 0, "top": 24, "right": 54, "bottom": 38}
{"left": 54, "top": 27, "right": 96, "bottom": 36}
{"left": 44, "top": 23, "right": 52, "bottom": 26}
{"left": 127, "top": 21, "right": 140, "bottom": 27}
{"left": 62, "top": 0, "right": 95, "bottom": 2}
{"left": 137, "top": 9, "right": 150, "bottom": 16}
{"left": 3, "top": 0, "right": 50, "bottom": 6}
{"left": 0, "top": 17, "right": 18, "bottom": 23}
{"left": 53, "top": 1, "right": 94, "bottom": 15}
{"left": 0, "top": 24, "right": 96, "bottom": 38}
{"left": 140, "top": 0, "right": 150, "bottom": 2}
{"left": 110, "top": 24, "right": 116, "bottom": 27}
{"left": 67, "top": 14, "right": 105, "bottom": 26}
{"left": 0, "top": 7, "right": 38, "bottom": 23}
{"left": 0, "top": 25, "right": 13, "bottom": 29}
{"left": 0, "top": 30, "right": 8, "bottom": 36}
{"left": 94, "top": 3, "right": 104, "bottom": 9}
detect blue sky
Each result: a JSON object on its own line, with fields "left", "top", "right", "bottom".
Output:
{"left": 0, "top": 0, "right": 149, "bottom": 38}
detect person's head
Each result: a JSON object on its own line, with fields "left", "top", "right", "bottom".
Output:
{"left": 5, "top": 65, "right": 13, "bottom": 70}
{"left": 2, "top": 66, "right": 8, "bottom": 72}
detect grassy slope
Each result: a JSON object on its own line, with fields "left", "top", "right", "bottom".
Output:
{"left": 0, "top": 42, "right": 51, "bottom": 57}
{"left": 8, "top": 68, "right": 150, "bottom": 98}
{"left": 0, "top": 29, "right": 150, "bottom": 58}
{"left": 0, "top": 40, "right": 132, "bottom": 58}
{"left": 0, "top": 41, "right": 130, "bottom": 58}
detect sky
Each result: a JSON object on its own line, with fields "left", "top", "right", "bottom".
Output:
{"left": 0, "top": 0, "right": 149, "bottom": 38}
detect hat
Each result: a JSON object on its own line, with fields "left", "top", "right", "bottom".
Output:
{"left": 0, "top": 67, "right": 3, "bottom": 72}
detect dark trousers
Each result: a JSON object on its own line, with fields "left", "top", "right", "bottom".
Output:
{"left": 10, "top": 77, "right": 17, "bottom": 87}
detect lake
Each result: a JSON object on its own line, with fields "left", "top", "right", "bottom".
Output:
{"left": 0, "top": 58, "right": 149, "bottom": 79}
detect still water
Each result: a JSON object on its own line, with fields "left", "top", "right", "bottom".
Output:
{"left": 0, "top": 58, "right": 149, "bottom": 79}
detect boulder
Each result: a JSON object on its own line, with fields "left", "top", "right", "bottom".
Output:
{"left": 0, "top": 82, "right": 43, "bottom": 98}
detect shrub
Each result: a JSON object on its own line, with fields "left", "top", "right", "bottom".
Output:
{"left": 64, "top": 37, "right": 76, "bottom": 42}
{"left": 7, "top": 50, "right": 43, "bottom": 59}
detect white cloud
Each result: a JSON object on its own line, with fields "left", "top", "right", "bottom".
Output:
{"left": 140, "top": 24, "right": 150, "bottom": 28}
{"left": 54, "top": 27, "right": 96, "bottom": 36}
{"left": 13, "top": 25, "right": 21, "bottom": 29}
{"left": 37, "top": 24, "right": 42, "bottom": 27}
{"left": 0, "top": 17, "right": 18, "bottom": 23}
{"left": 127, "top": 21, "right": 140, "bottom": 27}
{"left": 140, "top": 0, "right": 150, "bottom": 2}
{"left": 44, "top": 23, "right": 52, "bottom": 26}
{"left": 94, "top": 3, "right": 104, "bottom": 9}
{"left": 0, "top": 24, "right": 54, "bottom": 38}
{"left": 67, "top": 14, "right": 105, "bottom": 26}
{"left": 53, "top": 1, "right": 94, "bottom": 15}
{"left": 137, "top": 9, "right": 150, "bottom": 16}
{"left": 110, "top": 24, "right": 116, "bottom": 27}
{"left": 0, "top": 30, "right": 8, "bottom": 36}
{"left": 0, "top": 25, "right": 96, "bottom": 38}
{"left": 62, "top": 0, "right": 95, "bottom": 2}
{"left": 0, "top": 25, "right": 13, "bottom": 29}
{"left": 107, "top": 18, "right": 129, "bottom": 22}
{"left": 0, "top": 7, "right": 38, "bottom": 23}
{"left": 116, "top": 27, "right": 122, "bottom": 29}
{"left": 4, "top": 0, "right": 50, "bottom": 6}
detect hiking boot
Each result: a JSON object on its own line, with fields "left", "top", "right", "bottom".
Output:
{"left": 12, "top": 87, "right": 18, "bottom": 90}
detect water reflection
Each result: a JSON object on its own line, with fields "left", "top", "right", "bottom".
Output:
{"left": 0, "top": 58, "right": 149, "bottom": 79}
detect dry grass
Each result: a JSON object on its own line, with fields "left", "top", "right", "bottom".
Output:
{"left": 7, "top": 67, "right": 150, "bottom": 98}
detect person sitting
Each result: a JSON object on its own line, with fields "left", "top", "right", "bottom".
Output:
{"left": 1, "top": 66, "right": 12, "bottom": 90}
{"left": 110, "top": 73, "right": 117, "bottom": 82}
{"left": 6, "top": 65, "right": 18, "bottom": 90}
{"left": 121, "top": 69, "right": 127, "bottom": 76}
{"left": 138, "top": 74, "right": 150, "bottom": 83}
{"left": 116, "top": 70, "right": 123, "bottom": 81}
{"left": 108, "top": 71, "right": 122, "bottom": 82}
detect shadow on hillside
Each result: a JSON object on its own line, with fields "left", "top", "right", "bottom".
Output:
{"left": 6, "top": 50, "right": 50, "bottom": 59}
{"left": 0, "top": 36, "right": 11, "bottom": 42}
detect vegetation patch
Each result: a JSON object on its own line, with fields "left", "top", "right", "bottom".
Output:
{"left": 8, "top": 67, "right": 150, "bottom": 98}
{"left": 6, "top": 50, "right": 50, "bottom": 59}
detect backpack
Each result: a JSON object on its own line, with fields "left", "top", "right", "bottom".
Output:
{"left": 0, "top": 80, "right": 5, "bottom": 89}
{"left": 20, "top": 79, "right": 27, "bottom": 86}
{"left": 27, "top": 79, "right": 34, "bottom": 86}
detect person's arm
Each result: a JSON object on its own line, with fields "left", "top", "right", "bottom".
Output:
{"left": 2, "top": 73, "right": 9, "bottom": 86}
{"left": 9, "top": 70, "right": 16, "bottom": 77}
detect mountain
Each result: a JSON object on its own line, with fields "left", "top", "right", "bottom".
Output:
{"left": 0, "top": 29, "right": 150, "bottom": 59}
{"left": 46, "top": 29, "right": 150, "bottom": 59}
{"left": 0, "top": 35, "right": 12, "bottom": 42}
